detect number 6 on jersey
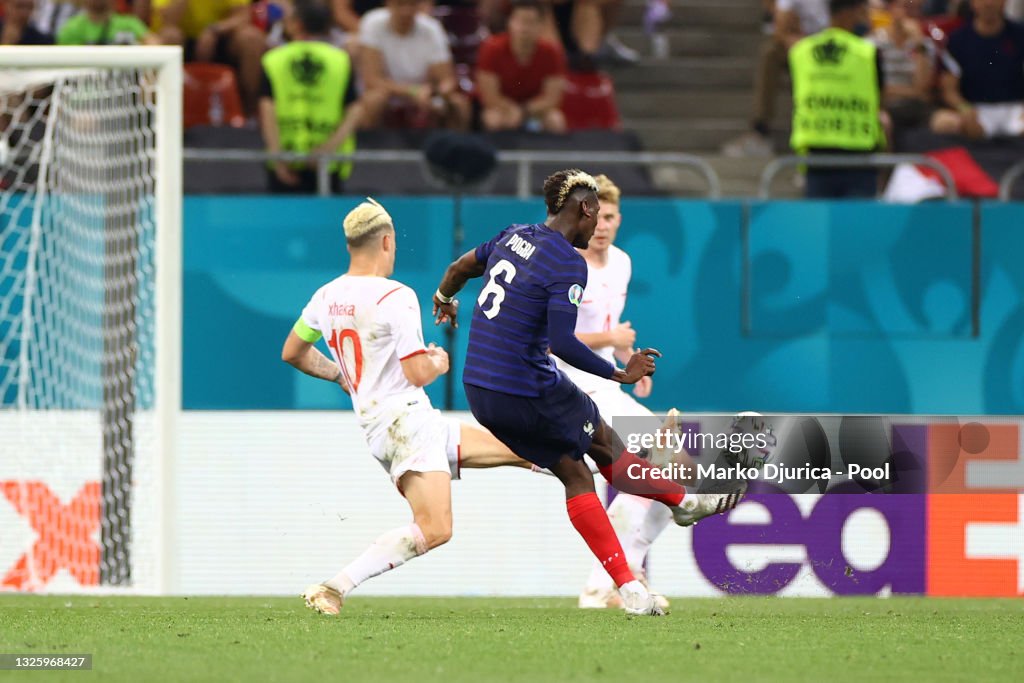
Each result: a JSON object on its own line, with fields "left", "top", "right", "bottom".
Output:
{"left": 477, "top": 259, "right": 517, "bottom": 319}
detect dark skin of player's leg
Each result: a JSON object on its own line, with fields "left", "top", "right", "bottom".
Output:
{"left": 552, "top": 417, "right": 622, "bottom": 497}
{"left": 587, "top": 419, "right": 618, "bottom": 467}
{"left": 549, "top": 419, "right": 620, "bottom": 498}
{"left": 549, "top": 455, "right": 598, "bottom": 498}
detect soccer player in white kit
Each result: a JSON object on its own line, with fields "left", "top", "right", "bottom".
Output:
{"left": 281, "top": 199, "right": 532, "bottom": 615}
{"left": 553, "top": 175, "right": 683, "bottom": 610}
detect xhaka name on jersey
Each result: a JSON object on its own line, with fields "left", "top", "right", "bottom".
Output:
{"left": 329, "top": 302, "right": 356, "bottom": 316}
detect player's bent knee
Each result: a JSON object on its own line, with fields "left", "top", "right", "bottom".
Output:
{"left": 430, "top": 527, "right": 453, "bottom": 548}
{"left": 417, "top": 519, "right": 453, "bottom": 549}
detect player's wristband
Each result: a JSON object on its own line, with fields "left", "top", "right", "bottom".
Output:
{"left": 435, "top": 288, "right": 454, "bottom": 304}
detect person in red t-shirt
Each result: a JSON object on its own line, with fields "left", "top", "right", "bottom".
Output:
{"left": 477, "top": 0, "right": 568, "bottom": 133}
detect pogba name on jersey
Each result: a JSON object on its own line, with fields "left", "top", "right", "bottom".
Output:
{"left": 506, "top": 233, "right": 536, "bottom": 260}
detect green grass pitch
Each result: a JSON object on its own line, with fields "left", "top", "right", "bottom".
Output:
{"left": 2, "top": 595, "right": 1021, "bottom": 682}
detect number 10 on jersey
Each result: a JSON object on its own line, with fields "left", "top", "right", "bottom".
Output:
{"left": 327, "top": 328, "right": 363, "bottom": 391}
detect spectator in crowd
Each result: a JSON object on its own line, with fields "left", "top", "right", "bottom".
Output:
{"left": 266, "top": 0, "right": 350, "bottom": 49}
{"left": 30, "top": 0, "right": 78, "bottom": 37}
{"left": 723, "top": 0, "right": 830, "bottom": 157}
{"left": 58, "top": 0, "right": 159, "bottom": 44}
{"left": 134, "top": 0, "right": 151, "bottom": 23}
{"left": 152, "top": 0, "right": 267, "bottom": 117}
{"left": 332, "top": 0, "right": 363, "bottom": 32}
{"left": 477, "top": 0, "right": 567, "bottom": 133}
{"left": 358, "top": 0, "right": 471, "bottom": 129}
{"left": 789, "top": 0, "right": 886, "bottom": 197}
{"left": 870, "top": 0, "right": 934, "bottom": 129}
{"left": 1, "top": 0, "right": 52, "bottom": 43}
{"left": 546, "top": 0, "right": 639, "bottom": 68}
{"left": 260, "top": 0, "right": 363, "bottom": 194}
{"left": 931, "top": 0, "right": 1024, "bottom": 138}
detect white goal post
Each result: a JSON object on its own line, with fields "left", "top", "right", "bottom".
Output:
{"left": 0, "top": 47, "right": 182, "bottom": 593}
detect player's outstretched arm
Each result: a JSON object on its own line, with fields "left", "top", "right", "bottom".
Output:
{"left": 433, "top": 249, "right": 487, "bottom": 328}
{"left": 578, "top": 322, "right": 636, "bottom": 353}
{"left": 281, "top": 330, "right": 350, "bottom": 394}
{"left": 610, "top": 349, "right": 661, "bottom": 385}
{"left": 547, "top": 304, "right": 620, "bottom": 378}
{"left": 400, "top": 344, "right": 449, "bottom": 387}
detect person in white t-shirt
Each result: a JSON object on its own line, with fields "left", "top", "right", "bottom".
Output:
{"left": 553, "top": 174, "right": 693, "bottom": 610}
{"left": 357, "top": 0, "right": 470, "bottom": 129}
{"left": 283, "top": 198, "right": 530, "bottom": 615}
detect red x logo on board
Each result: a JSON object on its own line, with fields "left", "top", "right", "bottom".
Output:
{"left": 1, "top": 481, "right": 100, "bottom": 590}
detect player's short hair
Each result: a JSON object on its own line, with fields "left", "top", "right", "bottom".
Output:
{"left": 344, "top": 198, "right": 393, "bottom": 248}
{"left": 292, "top": 0, "right": 333, "bottom": 35}
{"left": 829, "top": 0, "right": 867, "bottom": 14}
{"left": 594, "top": 174, "right": 621, "bottom": 205}
{"left": 543, "top": 169, "right": 600, "bottom": 215}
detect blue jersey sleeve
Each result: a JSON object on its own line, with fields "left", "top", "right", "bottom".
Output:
{"left": 543, "top": 252, "right": 613, "bottom": 378}
{"left": 548, "top": 305, "right": 615, "bottom": 379}
{"left": 474, "top": 225, "right": 516, "bottom": 264}
{"left": 545, "top": 253, "right": 588, "bottom": 312}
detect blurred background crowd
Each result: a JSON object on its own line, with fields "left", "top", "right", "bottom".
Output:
{"left": 2, "top": 0, "right": 1023, "bottom": 198}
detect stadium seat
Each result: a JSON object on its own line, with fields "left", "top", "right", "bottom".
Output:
{"left": 183, "top": 63, "right": 246, "bottom": 129}
{"left": 561, "top": 71, "right": 622, "bottom": 131}
{"left": 432, "top": 5, "right": 487, "bottom": 67}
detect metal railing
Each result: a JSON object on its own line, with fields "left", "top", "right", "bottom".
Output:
{"left": 999, "top": 159, "right": 1024, "bottom": 201}
{"left": 182, "top": 148, "right": 722, "bottom": 199}
{"left": 759, "top": 154, "right": 960, "bottom": 201}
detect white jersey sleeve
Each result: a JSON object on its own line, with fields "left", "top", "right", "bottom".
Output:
{"left": 379, "top": 286, "right": 427, "bottom": 361}
{"left": 293, "top": 276, "right": 432, "bottom": 433}
{"left": 299, "top": 286, "right": 326, "bottom": 336}
{"left": 555, "top": 246, "right": 632, "bottom": 394}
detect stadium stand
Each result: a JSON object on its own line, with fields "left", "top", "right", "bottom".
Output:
{"left": 432, "top": 2, "right": 487, "bottom": 66}
{"left": 7, "top": 0, "right": 1022, "bottom": 198}
{"left": 183, "top": 62, "right": 248, "bottom": 128}
{"left": 183, "top": 125, "right": 659, "bottom": 194}
{"left": 561, "top": 70, "right": 621, "bottom": 130}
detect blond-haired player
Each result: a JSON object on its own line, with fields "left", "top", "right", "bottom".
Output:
{"left": 282, "top": 199, "right": 531, "bottom": 615}
{"left": 553, "top": 175, "right": 685, "bottom": 610}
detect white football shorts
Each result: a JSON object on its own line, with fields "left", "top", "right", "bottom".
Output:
{"left": 588, "top": 386, "right": 655, "bottom": 424}
{"left": 366, "top": 405, "right": 461, "bottom": 486}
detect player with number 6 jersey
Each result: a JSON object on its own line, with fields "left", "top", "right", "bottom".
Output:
{"left": 433, "top": 170, "right": 745, "bottom": 617}
{"left": 556, "top": 174, "right": 689, "bottom": 611}
{"left": 281, "top": 199, "right": 533, "bottom": 616}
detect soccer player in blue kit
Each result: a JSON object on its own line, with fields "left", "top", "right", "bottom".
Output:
{"left": 433, "top": 169, "right": 744, "bottom": 616}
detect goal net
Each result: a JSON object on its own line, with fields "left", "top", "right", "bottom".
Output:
{"left": 0, "top": 48, "right": 181, "bottom": 593}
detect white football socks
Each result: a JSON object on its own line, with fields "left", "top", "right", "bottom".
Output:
{"left": 325, "top": 523, "right": 429, "bottom": 595}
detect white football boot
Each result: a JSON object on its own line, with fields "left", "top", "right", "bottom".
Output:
{"left": 302, "top": 583, "right": 343, "bottom": 615}
{"left": 619, "top": 580, "right": 665, "bottom": 617}
{"left": 632, "top": 566, "right": 670, "bottom": 612}
{"left": 578, "top": 587, "right": 624, "bottom": 609}
{"left": 671, "top": 486, "right": 746, "bottom": 527}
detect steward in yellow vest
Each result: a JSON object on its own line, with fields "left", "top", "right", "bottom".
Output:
{"left": 259, "top": 0, "right": 364, "bottom": 194}
{"left": 788, "top": 0, "right": 886, "bottom": 198}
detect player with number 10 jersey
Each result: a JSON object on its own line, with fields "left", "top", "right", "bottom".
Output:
{"left": 282, "top": 199, "right": 532, "bottom": 617}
